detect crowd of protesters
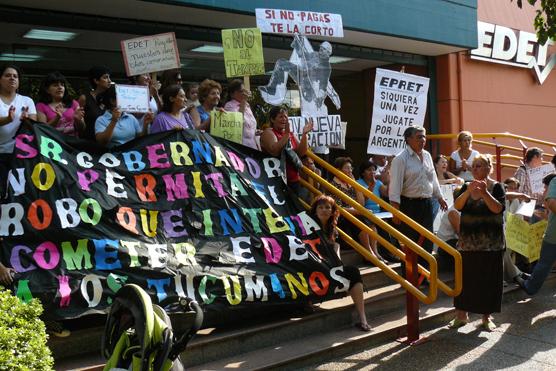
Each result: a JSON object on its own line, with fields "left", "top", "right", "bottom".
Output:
{"left": 1, "top": 63, "right": 556, "bottom": 337}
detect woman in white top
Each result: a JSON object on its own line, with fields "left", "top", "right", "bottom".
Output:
{"left": 0, "top": 64, "right": 37, "bottom": 195}
{"left": 0, "top": 65, "right": 37, "bottom": 153}
{"left": 449, "top": 131, "right": 480, "bottom": 182}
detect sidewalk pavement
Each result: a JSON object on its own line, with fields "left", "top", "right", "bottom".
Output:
{"left": 308, "top": 278, "right": 556, "bottom": 370}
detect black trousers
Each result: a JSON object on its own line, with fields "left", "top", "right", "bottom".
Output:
{"left": 399, "top": 196, "right": 434, "bottom": 270}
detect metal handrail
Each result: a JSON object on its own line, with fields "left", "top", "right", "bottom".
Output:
{"left": 429, "top": 132, "right": 556, "bottom": 149}
{"left": 302, "top": 151, "right": 463, "bottom": 302}
{"left": 429, "top": 132, "right": 555, "bottom": 180}
{"left": 298, "top": 177, "right": 434, "bottom": 303}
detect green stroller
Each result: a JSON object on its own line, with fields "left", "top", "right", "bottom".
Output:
{"left": 101, "top": 284, "right": 203, "bottom": 371}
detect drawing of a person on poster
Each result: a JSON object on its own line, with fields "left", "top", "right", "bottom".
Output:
{"left": 259, "top": 34, "right": 341, "bottom": 117}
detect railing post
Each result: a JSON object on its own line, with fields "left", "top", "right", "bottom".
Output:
{"left": 404, "top": 244, "right": 419, "bottom": 343}
{"left": 495, "top": 144, "right": 502, "bottom": 182}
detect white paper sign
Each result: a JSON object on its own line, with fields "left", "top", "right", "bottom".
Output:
{"left": 120, "top": 32, "right": 180, "bottom": 76}
{"left": 367, "top": 69, "right": 430, "bottom": 156}
{"left": 433, "top": 184, "right": 456, "bottom": 232}
{"left": 515, "top": 200, "right": 536, "bottom": 217}
{"left": 528, "top": 163, "right": 554, "bottom": 195}
{"left": 115, "top": 85, "right": 150, "bottom": 113}
{"left": 289, "top": 115, "right": 342, "bottom": 147}
{"left": 256, "top": 8, "right": 343, "bottom": 37}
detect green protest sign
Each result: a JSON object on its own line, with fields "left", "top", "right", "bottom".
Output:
{"left": 506, "top": 213, "right": 546, "bottom": 262}
{"left": 222, "top": 28, "right": 265, "bottom": 78}
{"left": 210, "top": 111, "right": 243, "bottom": 145}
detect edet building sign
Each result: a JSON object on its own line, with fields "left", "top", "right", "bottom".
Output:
{"left": 470, "top": 21, "right": 556, "bottom": 84}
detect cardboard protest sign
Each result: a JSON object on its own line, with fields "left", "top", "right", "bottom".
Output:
{"left": 256, "top": 8, "right": 343, "bottom": 37}
{"left": 288, "top": 115, "right": 342, "bottom": 148}
{"left": 367, "top": 69, "right": 430, "bottom": 156}
{"left": 120, "top": 32, "right": 180, "bottom": 76}
{"left": 2, "top": 123, "right": 348, "bottom": 319}
{"left": 221, "top": 28, "right": 265, "bottom": 78}
{"left": 115, "top": 84, "right": 150, "bottom": 113}
{"left": 528, "top": 163, "right": 554, "bottom": 195}
{"left": 506, "top": 213, "right": 546, "bottom": 261}
{"left": 210, "top": 111, "right": 243, "bottom": 145}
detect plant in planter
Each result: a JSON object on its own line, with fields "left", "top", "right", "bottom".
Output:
{"left": 0, "top": 288, "right": 54, "bottom": 370}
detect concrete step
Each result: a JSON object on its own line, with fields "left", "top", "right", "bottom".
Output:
{"left": 54, "top": 278, "right": 405, "bottom": 370}
{"left": 52, "top": 267, "right": 459, "bottom": 370}
{"left": 51, "top": 260, "right": 397, "bottom": 363}
{"left": 188, "top": 277, "right": 547, "bottom": 371}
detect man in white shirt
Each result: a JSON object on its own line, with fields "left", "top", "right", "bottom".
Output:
{"left": 389, "top": 126, "right": 447, "bottom": 258}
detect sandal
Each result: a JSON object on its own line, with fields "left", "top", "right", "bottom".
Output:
{"left": 448, "top": 318, "right": 467, "bottom": 329}
{"left": 479, "top": 319, "right": 496, "bottom": 332}
{"left": 354, "top": 322, "right": 371, "bottom": 332}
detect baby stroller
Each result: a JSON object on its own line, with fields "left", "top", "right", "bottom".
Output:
{"left": 101, "top": 284, "right": 203, "bottom": 371}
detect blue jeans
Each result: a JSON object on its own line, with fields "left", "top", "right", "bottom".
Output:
{"left": 524, "top": 240, "right": 556, "bottom": 295}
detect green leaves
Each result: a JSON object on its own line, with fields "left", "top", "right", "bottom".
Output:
{"left": 0, "top": 288, "right": 54, "bottom": 371}
{"left": 513, "top": 0, "right": 556, "bottom": 45}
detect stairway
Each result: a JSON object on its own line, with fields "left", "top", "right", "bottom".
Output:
{"left": 52, "top": 246, "right": 542, "bottom": 371}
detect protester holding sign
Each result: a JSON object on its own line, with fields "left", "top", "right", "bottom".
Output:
{"left": 448, "top": 131, "right": 480, "bottom": 182}
{"left": 515, "top": 173, "right": 556, "bottom": 295}
{"left": 36, "top": 71, "right": 84, "bottom": 137}
{"left": 260, "top": 106, "right": 312, "bottom": 192}
{"left": 516, "top": 174, "right": 556, "bottom": 295}
{"left": 224, "top": 79, "right": 258, "bottom": 150}
{"left": 514, "top": 147, "right": 546, "bottom": 204}
{"left": 80, "top": 66, "right": 111, "bottom": 141}
{"left": 95, "top": 85, "right": 153, "bottom": 148}
{"left": 150, "top": 85, "right": 195, "bottom": 133}
{"left": 309, "top": 195, "right": 371, "bottom": 332}
{"left": 130, "top": 73, "right": 161, "bottom": 114}
{"left": 197, "top": 79, "right": 223, "bottom": 131}
{"left": 450, "top": 154, "right": 505, "bottom": 332}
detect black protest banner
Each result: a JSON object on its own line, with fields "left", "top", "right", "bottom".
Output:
{"left": 1, "top": 124, "right": 349, "bottom": 319}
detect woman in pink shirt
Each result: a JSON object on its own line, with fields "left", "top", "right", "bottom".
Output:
{"left": 224, "top": 79, "right": 259, "bottom": 150}
{"left": 36, "top": 71, "right": 84, "bottom": 136}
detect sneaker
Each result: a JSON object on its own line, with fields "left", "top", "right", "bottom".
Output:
{"left": 44, "top": 320, "right": 71, "bottom": 338}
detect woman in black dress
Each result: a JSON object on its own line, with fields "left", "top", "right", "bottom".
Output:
{"left": 309, "top": 195, "right": 371, "bottom": 331}
{"left": 450, "top": 154, "right": 505, "bottom": 331}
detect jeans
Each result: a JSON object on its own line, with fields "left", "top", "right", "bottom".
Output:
{"left": 524, "top": 240, "right": 556, "bottom": 295}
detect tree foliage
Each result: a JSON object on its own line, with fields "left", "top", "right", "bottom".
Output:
{"left": 513, "top": 0, "right": 556, "bottom": 44}
{"left": 0, "top": 289, "right": 54, "bottom": 370}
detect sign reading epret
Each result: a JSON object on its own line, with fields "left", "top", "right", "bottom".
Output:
{"left": 120, "top": 32, "right": 180, "bottom": 76}
{"left": 255, "top": 8, "right": 343, "bottom": 37}
{"left": 222, "top": 28, "right": 265, "bottom": 78}
{"left": 367, "top": 69, "right": 430, "bottom": 156}
{"left": 115, "top": 85, "right": 150, "bottom": 113}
